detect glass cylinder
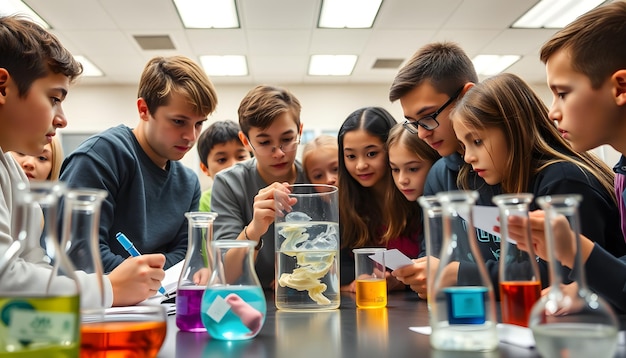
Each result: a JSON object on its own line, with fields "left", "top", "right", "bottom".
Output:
{"left": 493, "top": 193, "right": 541, "bottom": 327}
{"left": 0, "top": 182, "right": 80, "bottom": 356}
{"left": 62, "top": 188, "right": 108, "bottom": 310}
{"left": 176, "top": 211, "right": 218, "bottom": 332}
{"left": 418, "top": 195, "right": 443, "bottom": 311}
{"left": 429, "top": 191, "right": 498, "bottom": 352}
{"left": 530, "top": 194, "right": 618, "bottom": 357}
{"left": 201, "top": 240, "right": 267, "bottom": 340}
{"left": 274, "top": 184, "right": 340, "bottom": 311}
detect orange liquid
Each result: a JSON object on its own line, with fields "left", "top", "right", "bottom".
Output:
{"left": 500, "top": 281, "right": 541, "bottom": 327}
{"left": 80, "top": 320, "right": 167, "bottom": 358}
{"left": 356, "top": 278, "right": 387, "bottom": 308}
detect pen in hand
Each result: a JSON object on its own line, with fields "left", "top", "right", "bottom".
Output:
{"left": 115, "top": 232, "right": 168, "bottom": 297}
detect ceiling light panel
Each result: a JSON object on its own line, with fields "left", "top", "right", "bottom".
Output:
{"left": 0, "top": 0, "right": 50, "bottom": 28}
{"left": 512, "top": 0, "right": 605, "bottom": 28}
{"left": 173, "top": 0, "right": 239, "bottom": 28}
{"left": 74, "top": 56, "right": 104, "bottom": 77}
{"left": 318, "top": 0, "right": 383, "bottom": 28}
{"left": 308, "top": 55, "right": 358, "bottom": 76}
{"left": 472, "top": 55, "right": 521, "bottom": 76}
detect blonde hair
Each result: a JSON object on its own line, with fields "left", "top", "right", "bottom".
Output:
{"left": 48, "top": 136, "right": 64, "bottom": 180}
{"left": 302, "top": 135, "right": 337, "bottom": 176}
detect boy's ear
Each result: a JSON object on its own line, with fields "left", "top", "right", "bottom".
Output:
{"left": 137, "top": 97, "right": 150, "bottom": 121}
{"left": 460, "top": 82, "right": 475, "bottom": 97}
{"left": 298, "top": 123, "right": 304, "bottom": 136}
{"left": 239, "top": 131, "right": 253, "bottom": 151}
{"left": 199, "top": 162, "right": 211, "bottom": 177}
{"left": 613, "top": 69, "right": 626, "bottom": 107}
{"left": 0, "top": 68, "right": 9, "bottom": 101}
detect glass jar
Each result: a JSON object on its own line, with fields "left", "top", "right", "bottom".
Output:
{"left": 530, "top": 194, "right": 618, "bottom": 357}
{"left": 429, "top": 191, "right": 498, "bottom": 351}
{"left": 493, "top": 193, "right": 541, "bottom": 327}
{"left": 176, "top": 211, "right": 218, "bottom": 332}
{"left": 274, "top": 184, "right": 340, "bottom": 310}
{"left": 0, "top": 182, "right": 80, "bottom": 356}
{"left": 201, "top": 240, "right": 266, "bottom": 340}
{"left": 417, "top": 195, "right": 443, "bottom": 311}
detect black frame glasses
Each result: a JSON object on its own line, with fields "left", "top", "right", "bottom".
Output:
{"left": 246, "top": 135, "right": 300, "bottom": 156}
{"left": 403, "top": 87, "right": 464, "bottom": 134}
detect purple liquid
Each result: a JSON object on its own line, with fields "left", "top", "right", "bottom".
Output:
{"left": 176, "top": 287, "right": 206, "bottom": 332}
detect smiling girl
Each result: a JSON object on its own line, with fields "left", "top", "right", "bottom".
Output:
{"left": 337, "top": 107, "right": 421, "bottom": 292}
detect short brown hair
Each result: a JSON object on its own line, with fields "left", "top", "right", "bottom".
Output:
{"left": 389, "top": 42, "right": 478, "bottom": 102}
{"left": 540, "top": 1, "right": 626, "bottom": 89}
{"left": 237, "top": 85, "right": 301, "bottom": 136}
{"left": 0, "top": 15, "right": 82, "bottom": 97}
{"left": 137, "top": 56, "right": 218, "bottom": 117}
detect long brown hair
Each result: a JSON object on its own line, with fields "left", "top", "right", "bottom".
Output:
{"left": 452, "top": 73, "right": 615, "bottom": 201}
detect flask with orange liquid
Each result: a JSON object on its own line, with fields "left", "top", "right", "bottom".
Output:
{"left": 493, "top": 193, "right": 541, "bottom": 327}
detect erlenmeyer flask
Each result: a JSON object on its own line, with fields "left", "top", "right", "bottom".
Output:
{"left": 417, "top": 195, "right": 443, "bottom": 311}
{"left": 176, "top": 211, "right": 218, "bottom": 332}
{"left": 430, "top": 191, "right": 498, "bottom": 351}
{"left": 63, "top": 188, "right": 108, "bottom": 310}
{"left": 201, "top": 240, "right": 267, "bottom": 340}
{"left": 530, "top": 194, "right": 618, "bottom": 357}
{"left": 493, "top": 193, "right": 541, "bottom": 327}
{"left": 0, "top": 182, "right": 80, "bottom": 355}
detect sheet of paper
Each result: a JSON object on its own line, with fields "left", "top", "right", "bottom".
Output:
{"left": 409, "top": 324, "right": 536, "bottom": 349}
{"left": 369, "top": 249, "right": 414, "bottom": 271}
{"left": 458, "top": 205, "right": 512, "bottom": 244}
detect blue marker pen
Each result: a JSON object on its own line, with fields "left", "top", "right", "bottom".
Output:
{"left": 116, "top": 232, "right": 168, "bottom": 296}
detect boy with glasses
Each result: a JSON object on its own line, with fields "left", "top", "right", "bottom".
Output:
{"left": 211, "top": 85, "right": 309, "bottom": 289}
{"left": 388, "top": 42, "right": 502, "bottom": 298}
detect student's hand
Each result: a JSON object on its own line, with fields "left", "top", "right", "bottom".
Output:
{"left": 248, "top": 182, "right": 294, "bottom": 240}
{"left": 392, "top": 256, "right": 439, "bottom": 299}
{"left": 385, "top": 271, "right": 406, "bottom": 291}
{"left": 192, "top": 268, "right": 211, "bottom": 285}
{"left": 341, "top": 281, "right": 356, "bottom": 293}
{"left": 108, "top": 254, "right": 166, "bottom": 306}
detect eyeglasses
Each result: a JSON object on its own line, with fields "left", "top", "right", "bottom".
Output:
{"left": 403, "top": 87, "right": 464, "bottom": 134}
{"left": 247, "top": 136, "right": 300, "bottom": 156}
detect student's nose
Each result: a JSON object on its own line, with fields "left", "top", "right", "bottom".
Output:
{"left": 326, "top": 173, "right": 337, "bottom": 186}
{"left": 398, "top": 171, "right": 410, "bottom": 185}
{"left": 463, "top": 148, "right": 476, "bottom": 164}
{"left": 548, "top": 101, "right": 562, "bottom": 124}
{"left": 356, "top": 158, "right": 368, "bottom": 171}
{"left": 53, "top": 108, "right": 67, "bottom": 129}
{"left": 184, "top": 126, "right": 200, "bottom": 143}
{"left": 21, "top": 157, "right": 35, "bottom": 170}
{"left": 417, "top": 125, "right": 432, "bottom": 140}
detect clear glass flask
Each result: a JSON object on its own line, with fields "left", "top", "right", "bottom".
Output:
{"left": 493, "top": 193, "right": 541, "bottom": 327}
{"left": 530, "top": 194, "right": 618, "bottom": 358}
{"left": 0, "top": 182, "right": 80, "bottom": 356}
{"left": 177, "top": 211, "right": 218, "bottom": 332}
{"left": 417, "top": 195, "right": 443, "bottom": 312}
{"left": 274, "top": 184, "right": 340, "bottom": 311}
{"left": 201, "top": 240, "right": 267, "bottom": 340}
{"left": 429, "top": 191, "right": 498, "bottom": 351}
{"left": 62, "top": 188, "right": 108, "bottom": 310}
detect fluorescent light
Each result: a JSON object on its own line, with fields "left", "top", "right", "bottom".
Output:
{"left": 472, "top": 55, "right": 521, "bottom": 76}
{"left": 173, "top": 0, "right": 238, "bottom": 28}
{"left": 200, "top": 55, "right": 247, "bottom": 76}
{"left": 74, "top": 56, "right": 103, "bottom": 77}
{"left": 308, "top": 55, "right": 357, "bottom": 76}
{"left": 0, "top": 0, "right": 50, "bottom": 29}
{"left": 512, "top": 0, "right": 605, "bottom": 28}
{"left": 318, "top": 0, "right": 382, "bottom": 28}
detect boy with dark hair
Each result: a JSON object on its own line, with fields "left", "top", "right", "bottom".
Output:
{"left": 60, "top": 55, "right": 218, "bottom": 272}
{"left": 211, "top": 85, "right": 309, "bottom": 288}
{"left": 388, "top": 42, "right": 502, "bottom": 297}
{"left": 0, "top": 15, "right": 164, "bottom": 308}
{"left": 509, "top": 0, "right": 626, "bottom": 311}
{"left": 197, "top": 120, "right": 251, "bottom": 212}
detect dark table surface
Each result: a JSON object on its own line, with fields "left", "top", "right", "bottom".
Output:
{"left": 157, "top": 290, "right": 626, "bottom": 358}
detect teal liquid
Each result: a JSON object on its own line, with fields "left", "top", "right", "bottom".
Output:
{"left": 200, "top": 286, "right": 266, "bottom": 340}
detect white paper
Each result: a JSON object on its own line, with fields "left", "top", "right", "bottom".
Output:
{"left": 206, "top": 295, "right": 231, "bottom": 323}
{"left": 408, "top": 324, "right": 535, "bottom": 349}
{"left": 458, "top": 205, "right": 512, "bottom": 244}
{"left": 369, "top": 249, "right": 414, "bottom": 270}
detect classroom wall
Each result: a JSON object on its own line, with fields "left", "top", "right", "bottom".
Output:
{"left": 60, "top": 82, "right": 621, "bottom": 190}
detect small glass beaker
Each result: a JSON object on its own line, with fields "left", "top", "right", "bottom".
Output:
{"left": 353, "top": 248, "right": 387, "bottom": 308}
{"left": 201, "top": 240, "right": 266, "bottom": 340}
{"left": 493, "top": 193, "right": 541, "bottom": 327}
{"left": 418, "top": 195, "right": 443, "bottom": 310}
{"left": 177, "top": 211, "right": 218, "bottom": 332}
{"left": 429, "top": 191, "right": 498, "bottom": 352}
{"left": 274, "top": 184, "right": 340, "bottom": 311}
{"left": 530, "top": 194, "right": 618, "bottom": 358}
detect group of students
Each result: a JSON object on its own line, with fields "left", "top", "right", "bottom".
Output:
{"left": 2, "top": 0, "right": 626, "bottom": 316}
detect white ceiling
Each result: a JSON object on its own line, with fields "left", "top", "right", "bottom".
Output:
{"left": 20, "top": 0, "right": 577, "bottom": 87}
